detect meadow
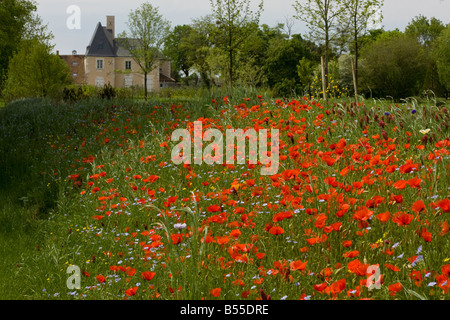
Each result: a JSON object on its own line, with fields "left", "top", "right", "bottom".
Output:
{"left": 0, "top": 91, "right": 449, "bottom": 300}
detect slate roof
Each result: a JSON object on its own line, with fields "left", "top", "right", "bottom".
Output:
{"left": 85, "top": 21, "right": 171, "bottom": 60}
{"left": 86, "top": 22, "right": 117, "bottom": 57}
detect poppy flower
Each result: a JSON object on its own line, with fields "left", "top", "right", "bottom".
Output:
{"left": 207, "top": 204, "right": 221, "bottom": 213}
{"left": 385, "top": 263, "right": 401, "bottom": 272}
{"left": 376, "top": 211, "right": 390, "bottom": 223}
{"left": 171, "top": 233, "right": 183, "bottom": 245}
{"left": 141, "top": 271, "right": 156, "bottom": 281}
{"left": 436, "top": 199, "right": 450, "bottom": 213}
{"left": 330, "top": 279, "right": 346, "bottom": 294}
{"left": 388, "top": 282, "right": 402, "bottom": 296}
{"left": 125, "top": 286, "right": 138, "bottom": 297}
{"left": 393, "top": 180, "right": 407, "bottom": 190}
{"left": 313, "top": 282, "right": 328, "bottom": 292}
{"left": 96, "top": 275, "right": 106, "bottom": 283}
{"left": 289, "top": 259, "right": 308, "bottom": 271}
{"left": 343, "top": 250, "right": 359, "bottom": 258}
{"left": 269, "top": 226, "right": 284, "bottom": 235}
{"left": 392, "top": 213, "right": 413, "bottom": 227}
{"left": 210, "top": 287, "right": 221, "bottom": 297}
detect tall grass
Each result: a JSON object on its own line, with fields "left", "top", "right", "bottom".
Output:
{"left": 0, "top": 91, "right": 449, "bottom": 300}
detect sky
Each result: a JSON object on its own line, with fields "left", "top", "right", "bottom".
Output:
{"left": 34, "top": 0, "right": 450, "bottom": 55}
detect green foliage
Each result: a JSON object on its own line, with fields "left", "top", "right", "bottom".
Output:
{"left": 405, "top": 14, "right": 446, "bottom": 47}
{"left": 359, "top": 33, "right": 428, "bottom": 99}
{"left": 163, "top": 25, "right": 195, "bottom": 80}
{"left": 2, "top": 39, "right": 72, "bottom": 102}
{"left": 209, "top": 0, "right": 264, "bottom": 94}
{"left": 118, "top": 3, "right": 171, "bottom": 100}
{"left": 264, "top": 35, "right": 316, "bottom": 96}
{"left": 433, "top": 25, "right": 450, "bottom": 94}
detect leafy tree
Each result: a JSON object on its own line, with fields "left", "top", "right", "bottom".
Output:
{"left": 339, "top": 0, "right": 384, "bottom": 98}
{"left": 2, "top": 39, "right": 72, "bottom": 101}
{"left": 163, "top": 25, "right": 195, "bottom": 81}
{"left": 297, "top": 57, "right": 316, "bottom": 96}
{"left": 433, "top": 25, "right": 450, "bottom": 94}
{"left": 405, "top": 15, "right": 446, "bottom": 48}
{"left": 264, "top": 35, "right": 315, "bottom": 96}
{"left": 0, "top": 0, "right": 37, "bottom": 88}
{"left": 209, "top": 0, "right": 264, "bottom": 96}
{"left": 406, "top": 15, "right": 446, "bottom": 96}
{"left": 293, "top": 0, "right": 346, "bottom": 100}
{"left": 186, "top": 15, "right": 218, "bottom": 88}
{"left": 359, "top": 33, "right": 427, "bottom": 99}
{"left": 118, "top": 3, "right": 171, "bottom": 100}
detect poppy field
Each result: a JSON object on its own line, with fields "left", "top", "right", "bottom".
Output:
{"left": 1, "top": 94, "right": 450, "bottom": 300}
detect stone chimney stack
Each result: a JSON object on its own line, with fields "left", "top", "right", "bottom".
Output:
{"left": 106, "top": 16, "right": 115, "bottom": 38}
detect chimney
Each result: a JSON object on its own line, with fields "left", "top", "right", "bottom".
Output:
{"left": 106, "top": 16, "right": 115, "bottom": 39}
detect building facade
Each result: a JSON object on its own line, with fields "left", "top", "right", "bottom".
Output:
{"left": 60, "top": 16, "right": 175, "bottom": 91}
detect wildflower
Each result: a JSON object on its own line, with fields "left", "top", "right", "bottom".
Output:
{"left": 174, "top": 223, "right": 187, "bottom": 229}
{"left": 210, "top": 287, "right": 221, "bottom": 297}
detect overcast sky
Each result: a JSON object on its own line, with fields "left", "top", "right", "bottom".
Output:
{"left": 35, "top": 0, "right": 450, "bottom": 54}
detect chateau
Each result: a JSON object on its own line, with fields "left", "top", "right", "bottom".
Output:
{"left": 59, "top": 16, "right": 175, "bottom": 91}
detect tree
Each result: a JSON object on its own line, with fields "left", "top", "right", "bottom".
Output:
{"left": 0, "top": 0, "right": 37, "bottom": 89}
{"left": 293, "top": 0, "right": 346, "bottom": 100}
{"left": 2, "top": 39, "right": 72, "bottom": 101}
{"left": 163, "top": 25, "right": 195, "bottom": 81}
{"left": 209, "top": 0, "right": 264, "bottom": 96}
{"left": 297, "top": 57, "right": 316, "bottom": 96}
{"left": 264, "top": 35, "right": 315, "bottom": 96}
{"left": 339, "top": 0, "right": 384, "bottom": 99}
{"left": 359, "top": 33, "right": 427, "bottom": 99}
{"left": 405, "top": 15, "right": 446, "bottom": 96}
{"left": 118, "top": 3, "right": 171, "bottom": 101}
{"left": 405, "top": 15, "right": 446, "bottom": 48}
{"left": 433, "top": 25, "right": 450, "bottom": 94}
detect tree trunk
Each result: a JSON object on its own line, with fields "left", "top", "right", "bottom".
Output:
{"left": 144, "top": 72, "right": 148, "bottom": 101}
{"left": 353, "top": 14, "right": 359, "bottom": 102}
{"left": 323, "top": 27, "right": 329, "bottom": 101}
{"left": 321, "top": 56, "right": 327, "bottom": 101}
{"left": 352, "top": 57, "right": 358, "bottom": 104}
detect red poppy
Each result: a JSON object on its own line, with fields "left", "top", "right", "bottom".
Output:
{"left": 392, "top": 213, "right": 413, "bottom": 227}
{"left": 125, "top": 286, "right": 138, "bottom": 297}
{"left": 313, "top": 282, "right": 328, "bottom": 292}
{"left": 207, "top": 204, "right": 221, "bottom": 212}
{"left": 268, "top": 226, "right": 284, "bottom": 235}
{"left": 376, "top": 211, "right": 390, "bottom": 223}
{"left": 393, "top": 180, "right": 407, "bottom": 190}
{"left": 210, "top": 287, "right": 221, "bottom": 297}
{"left": 289, "top": 259, "right": 308, "bottom": 271}
{"left": 171, "top": 233, "right": 183, "bottom": 245}
{"left": 437, "top": 199, "right": 450, "bottom": 213}
{"left": 330, "top": 279, "right": 346, "bottom": 294}
{"left": 96, "top": 275, "right": 106, "bottom": 283}
{"left": 388, "top": 282, "right": 402, "bottom": 296}
{"left": 385, "top": 263, "right": 401, "bottom": 272}
{"left": 141, "top": 271, "right": 156, "bottom": 281}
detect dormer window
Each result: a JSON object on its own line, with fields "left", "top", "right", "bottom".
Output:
{"left": 98, "top": 43, "right": 103, "bottom": 49}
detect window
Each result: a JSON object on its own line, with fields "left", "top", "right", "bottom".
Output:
{"left": 96, "top": 77, "right": 104, "bottom": 87}
{"left": 72, "top": 62, "right": 78, "bottom": 66}
{"left": 124, "top": 75, "right": 133, "bottom": 88}
{"left": 98, "top": 43, "right": 103, "bottom": 49}
{"left": 125, "top": 61, "right": 132, "bottom": 70}
{"left": 73, "top": 73, "right": 78, "bottom": 77}
{"left": 96, "top": 59, "right": 103, "bottom": 70}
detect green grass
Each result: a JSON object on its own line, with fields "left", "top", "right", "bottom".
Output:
{"left": 0, "top": 93, "right": 449, "bottom": 300}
